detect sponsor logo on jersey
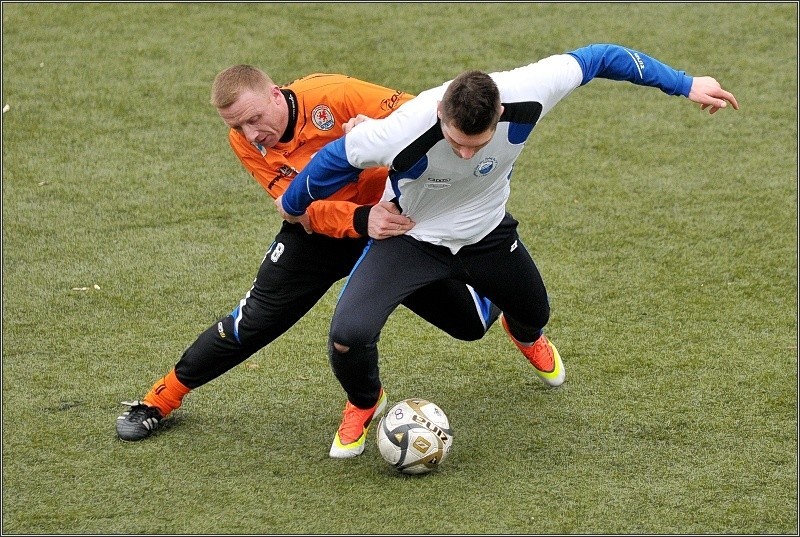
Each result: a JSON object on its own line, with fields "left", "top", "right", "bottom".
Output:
{"left": 311, "top": 104, "right": 335, "bottom": 131}
{"left": 268, "top": 164, "right": 299, "bottom": 190}
{"left": 424, "top": 177, "right": 452, "bottom": 190}
{"left": 474, "top": 157, "right": 497, "bottom": 177}
{"left": 380, "top": 90, "right": 405, "bottom": 111}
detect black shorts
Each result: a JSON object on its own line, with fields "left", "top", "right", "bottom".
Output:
{"left": 331, "top": 213, "right": 550, "bottom": 347}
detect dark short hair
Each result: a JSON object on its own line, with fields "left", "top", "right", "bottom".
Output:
{"left": 440, "top": 70, "right": 501, "bottom": 135}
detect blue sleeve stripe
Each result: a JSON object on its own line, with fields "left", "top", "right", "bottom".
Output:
{"left": 567, "top": 43, "right": 692, "bottom": 97}
{"left": 281, "top": 137, "right": 362, "bottom": 216}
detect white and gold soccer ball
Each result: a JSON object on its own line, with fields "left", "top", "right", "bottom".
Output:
{"left": 376, "top": 398, "right": 453, "bottom": 475}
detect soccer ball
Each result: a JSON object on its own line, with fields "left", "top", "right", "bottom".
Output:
{"left": 376, "top": 398, "right": 453, "bottom": 475}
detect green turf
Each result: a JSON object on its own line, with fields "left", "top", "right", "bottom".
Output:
{"left": 2, "top": 2, "right": 797, "bottom": 534}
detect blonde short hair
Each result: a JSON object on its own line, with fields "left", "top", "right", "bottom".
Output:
{"left": 210, "top": 64, "right": 275, "bottom": 108}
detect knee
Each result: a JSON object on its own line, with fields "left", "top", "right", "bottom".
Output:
{"left": 330, "top": 317, "right": 376, "bottom": 351}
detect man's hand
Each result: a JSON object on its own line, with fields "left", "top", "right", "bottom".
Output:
{"left": 343, "top": 114, "right": 372, "bottom": 134}
{"left": 274, "top": 195, "right": 312, "bottom": 233}
{"left": 688, "top": 76, "right": 739, "bottom": 115}
{"left": 368, "top": 201, "right": 415, "bottom": 239}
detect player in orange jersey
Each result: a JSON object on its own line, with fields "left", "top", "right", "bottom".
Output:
{"left": 116, "top": 65, "right": 500, "bottom": 441}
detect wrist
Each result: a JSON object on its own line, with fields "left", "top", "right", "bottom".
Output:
{"left": 353, "top": 205, "right": 374, "bottom": 236}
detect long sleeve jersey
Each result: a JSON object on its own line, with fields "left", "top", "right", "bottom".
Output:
{"left": 281, "top": 44, "right": 693, "bottom": 252}
{"left": 229, "top": 73, "right": 413, "bottom": 238}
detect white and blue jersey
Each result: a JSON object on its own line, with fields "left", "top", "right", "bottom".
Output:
{"left": 282, "top": 44, "right": 692, "bottom": 253}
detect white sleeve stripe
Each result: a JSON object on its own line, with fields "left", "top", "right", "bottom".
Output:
{"left": 305, "top": 176, "right": 316, "bottom": 201}
{"left": 623, "top": 48, "right": 643, "bottom": 79}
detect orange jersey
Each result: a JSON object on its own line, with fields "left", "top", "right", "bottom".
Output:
{"left": 228, "top": 74, "right": 413, "bottom": 238}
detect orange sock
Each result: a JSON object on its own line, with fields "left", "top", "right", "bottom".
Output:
{"left": 142, "top": 368, "right": 191, "bottom": 417}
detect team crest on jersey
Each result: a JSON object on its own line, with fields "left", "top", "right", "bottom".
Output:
{"left": 311, "top": 104, "right": 335, "bottom": 131}
{"left": 474, "top": 157, "right": 497, "bottom": 177}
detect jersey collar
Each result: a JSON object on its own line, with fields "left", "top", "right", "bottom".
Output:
{"left": 279, "top": 89, "right": 298, "bottom": 143}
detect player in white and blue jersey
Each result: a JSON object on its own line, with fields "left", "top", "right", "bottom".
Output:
{"left": 277, "top": 43, "right": 739, "bottom": 459}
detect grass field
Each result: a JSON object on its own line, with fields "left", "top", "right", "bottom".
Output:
{"left": 2, "top": 2, "right": 797, "bottom": 535}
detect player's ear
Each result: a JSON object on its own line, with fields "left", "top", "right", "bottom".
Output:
{"left": 436, "top": 101, "right": 442, "bottom": 119}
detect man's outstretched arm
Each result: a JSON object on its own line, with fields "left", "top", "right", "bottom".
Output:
{"left": 568, "top": 43, "right": 738, "bottom": 113}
